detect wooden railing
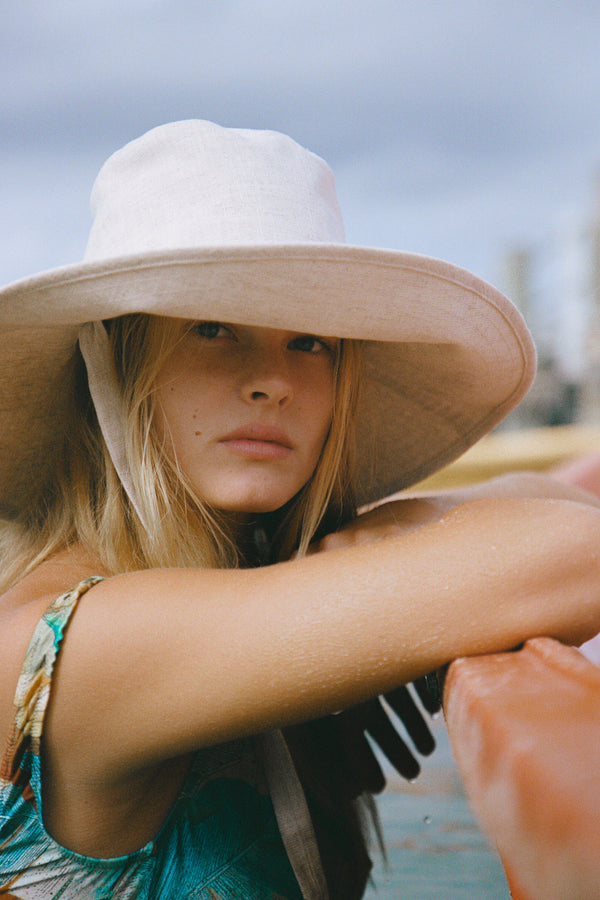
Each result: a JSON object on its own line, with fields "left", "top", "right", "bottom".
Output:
{"left": 417, "top": 425, "right": 600, "bottom": 899}
{"left": 444, "top": 640, "right": 600, "bottom": 899}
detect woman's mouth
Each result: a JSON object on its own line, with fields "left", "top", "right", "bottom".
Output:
{"left": 219, "top": 425, "right": 293, "bottom": 460}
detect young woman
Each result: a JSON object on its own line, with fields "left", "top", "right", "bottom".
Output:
{"left": 1, "top": 119, "right": 600, "bottom": 900}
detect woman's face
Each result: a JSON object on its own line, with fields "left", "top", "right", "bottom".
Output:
{"left": 153, "top": 321, "right": 338, "bottom": 515}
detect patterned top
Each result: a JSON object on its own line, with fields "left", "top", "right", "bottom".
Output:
{"left": 0, "top": 578, "right": 303, "bottom": 899}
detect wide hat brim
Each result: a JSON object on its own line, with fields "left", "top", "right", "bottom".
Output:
{"left": 0, "top": 242, "right": 535, "bottom": 516}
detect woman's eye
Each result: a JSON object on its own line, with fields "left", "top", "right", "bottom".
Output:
{"left": 289, "top": 335, "right": 331, "bottom": 354}
{"left": 194, "top": 322, "right": 231, "bottom": 340}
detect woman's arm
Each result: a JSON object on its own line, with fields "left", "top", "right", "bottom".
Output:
{"left": 304, "top": 471, "right": 600, "bottom": 783}
{"left": 43, "top": 495, "right": 600, "bottom": 785}
{"left": 314, "top": 471, "right": 600, "bottom": 551}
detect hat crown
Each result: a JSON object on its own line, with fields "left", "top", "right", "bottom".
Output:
{"left": 85, "top": 120, "right": 345, "bottom": 261}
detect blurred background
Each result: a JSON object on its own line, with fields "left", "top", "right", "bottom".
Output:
{"left": 3, "top": 0, "right": 600, "bottom": 432}
{"left": 4, "top": 4, "right": 600, "bottom": 894}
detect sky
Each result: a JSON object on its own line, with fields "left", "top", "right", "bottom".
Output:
{"left": 2, "top": 0, "right": 600, "bottom": 330}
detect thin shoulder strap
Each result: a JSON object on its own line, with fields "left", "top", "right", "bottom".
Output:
{"left": 261, "top": 729, "right": 329, "bottom": 900}
{"left": 1, "top": 577, "right": 104, "bottom": 778}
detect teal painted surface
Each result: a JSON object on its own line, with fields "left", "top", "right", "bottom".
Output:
{"left": 364, "top": 717, "right": 509, "bottom": 899}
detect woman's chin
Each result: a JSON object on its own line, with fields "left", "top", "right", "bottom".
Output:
{"left": 215, "top": 495, "right": 291, "bottom": 516}
{"left": 200, "top": 487, "right": 290, "bottom": 517}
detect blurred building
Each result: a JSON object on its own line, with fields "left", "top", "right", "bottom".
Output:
{"left": 501, "top": 175, "right": 600, "bottom": 429}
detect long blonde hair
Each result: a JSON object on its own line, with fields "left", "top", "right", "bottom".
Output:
{"left": 0, "top": 314, "right": 361, "bottom": 588}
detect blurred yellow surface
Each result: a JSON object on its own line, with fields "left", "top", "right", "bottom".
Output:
{"left": 413, "top": 425, "right": 600, "bottom": 490}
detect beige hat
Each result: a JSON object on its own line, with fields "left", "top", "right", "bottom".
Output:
{"left": 0, "top": 119, "right": 535, "bottom": 517}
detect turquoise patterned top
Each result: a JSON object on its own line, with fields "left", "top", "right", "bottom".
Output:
{"left": 0, "top": 578, "right": 302, "bottom": 899}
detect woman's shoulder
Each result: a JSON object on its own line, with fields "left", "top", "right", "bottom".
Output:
{"left": 0, "top": 545, "right": 104, "bottom": 749}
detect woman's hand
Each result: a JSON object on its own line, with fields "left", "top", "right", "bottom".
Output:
{"left": 311, "top": 497, "right": 449, "bottom": 553}
{"left": 313, "top": 471, "right": 600, "bottom": 555}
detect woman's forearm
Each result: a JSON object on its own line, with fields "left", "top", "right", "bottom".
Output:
{"left": 48, "top": 496, "right": 600, "bottom": 774}
{"left": 264, "top": 497, "right": 600, "bottom": 701}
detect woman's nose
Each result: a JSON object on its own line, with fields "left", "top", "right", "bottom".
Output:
{"left": 240, "top": 351, "right": 294, "bottom": 408}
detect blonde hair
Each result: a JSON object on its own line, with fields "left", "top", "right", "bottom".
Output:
{"left": 0, "top": 315, "right": 361, "bottom": 589}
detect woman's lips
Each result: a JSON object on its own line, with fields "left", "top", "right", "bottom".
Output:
{"left": 219, "top": 425, "right": 293, "bottom": 460}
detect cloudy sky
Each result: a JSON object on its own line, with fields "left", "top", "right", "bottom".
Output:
{"left": 3, "top": 0, "right": 600, "bottom": 316}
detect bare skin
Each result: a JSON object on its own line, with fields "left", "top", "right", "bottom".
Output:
{"left": 154, "top": 322, "right": 338, "bottom": 514}
{"left": 2, "top": 485, "right": 600, "bottom": 857}
{"left": 3, "top": 323, "right": 600, "bottom": 859}
{"left": 318, "top": 471, "right": 600, "bottom": 550}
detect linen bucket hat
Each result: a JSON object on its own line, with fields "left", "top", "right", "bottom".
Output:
{"left": 0, "top": 119, "right": 536, "bottom": 519}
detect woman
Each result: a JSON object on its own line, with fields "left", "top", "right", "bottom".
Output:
{"left": 1, "top": 119, "right": 600, "bottom": 899}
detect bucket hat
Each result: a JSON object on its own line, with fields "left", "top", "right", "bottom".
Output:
{"left": 0, "top": 119, "right": 535, "bottom": 518}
